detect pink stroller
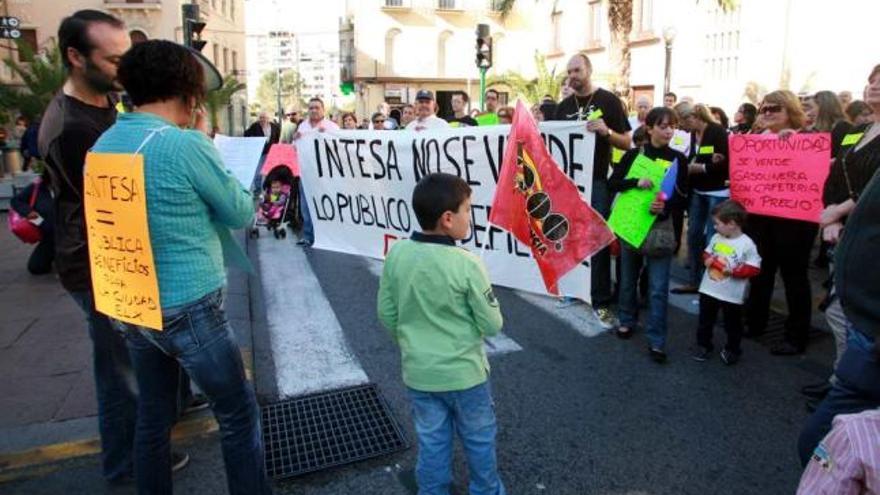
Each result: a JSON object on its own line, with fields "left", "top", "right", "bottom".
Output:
{"left": 250, "top": 165, "right": 294, "bottom": 239}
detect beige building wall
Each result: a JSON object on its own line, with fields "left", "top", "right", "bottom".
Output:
{"left": 0, "top": 0, "right": 248, "bottom": 135}
{"left": 538, "top": 0, "right": 879, "bottom": 117}
{"left": 343, "top": 0, "right": 540, "bottom": 119}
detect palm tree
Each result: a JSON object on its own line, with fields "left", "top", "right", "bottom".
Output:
{"left": 487, "top": 52, "right": 566, "bottom": 104}
{"left": 205, "top": 75, "right": 246, "bottom": 132}
{"left": 0, "top": 39, "right": 65, "bottom": 123}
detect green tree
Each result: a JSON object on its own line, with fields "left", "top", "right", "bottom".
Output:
{"left": 205, "top": 75, "right": 245, "bottom": 130}
{"left": 487, "top": 52, "right": 565, "bottom": 105}
{"left": 0, "top": 39, "right": 65, "bottom": 123}
{"left": 253, "top": 69, "right": 304, "bottom": 117}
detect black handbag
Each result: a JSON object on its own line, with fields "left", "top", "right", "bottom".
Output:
{"left": 640, "top": 215, "right": 676, "bottom": 258}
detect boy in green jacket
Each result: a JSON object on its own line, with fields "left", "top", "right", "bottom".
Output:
{"left": 378, "top": 172, "right": 506, "bottom": 495}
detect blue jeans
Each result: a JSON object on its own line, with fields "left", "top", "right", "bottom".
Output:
{"left": 407, "top": 381, "right": 505, "bottom": 495}
{"left": 687, "top": 193, "right": 726, "bottom": 286}
{"left": 69, "top": 291, "right": 137, "bottom": 482}
{"left": 117, "top": 290, "right": 272, "bottom": 495}
{"left": 298, "top": 181, "right": 314, "bottom": 243}
{"left": 797, "top": 328, "right": 880, "bottom": 466}
{"left": 618, "top": 245, "right": 672, "bottom": 350}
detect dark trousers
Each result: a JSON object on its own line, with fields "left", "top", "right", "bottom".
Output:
{"left": 69, "top": 291, "right": 137, "bottom": 482}
{"left": 798, "top": 329, "right": 880, "bottom": 466}
{"left": 745, "top": 215, "right": 818, "bottom": 348}
{"left": 591, "top": 179, "right": 612, "bottom": 307}
{"left": 27, "top": 238, "right": 54, "bottom": 275}
{"left": 697, "top": 294, "right": 744, "bottom": 353}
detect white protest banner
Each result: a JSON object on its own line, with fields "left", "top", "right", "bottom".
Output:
{"left": 297, "top": 122, "right": 597, "bottom": 301}
{"left": 213, "top": 134, "right": 266, "bottom": 189}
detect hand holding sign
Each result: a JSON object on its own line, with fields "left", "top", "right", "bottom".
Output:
{"left": 607, "top": 154, "right": 670, "bottom": 248}
{"left": 728, "top": 133, "right": 832, "bottom": 223}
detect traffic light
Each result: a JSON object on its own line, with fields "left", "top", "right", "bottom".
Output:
{"left": 182, "top": 4, "right": 207, "bottom": 52}
{"left": 475, "top": 23, "right": 492, "bottom": 70}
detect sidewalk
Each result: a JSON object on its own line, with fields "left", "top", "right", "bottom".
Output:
{"left": 0, "top": 214, "right": 256, "bottom": 476}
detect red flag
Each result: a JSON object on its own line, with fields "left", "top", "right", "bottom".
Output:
{"left": 489, "top": 100, "right": 615, "bottom": 294}
{"left": 261, "top": 143, "right": 300, "bottom": 177}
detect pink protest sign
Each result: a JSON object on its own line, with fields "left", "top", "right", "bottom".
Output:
{"left": 261, "top": 144, "right": 300, "bottom": 177}
{"left": 729, "top": 133, "right": 831, "bottom": 223}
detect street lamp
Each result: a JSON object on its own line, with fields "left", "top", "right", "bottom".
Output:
{"left": 662, "top": 26, "right": 677, "bottom": 96}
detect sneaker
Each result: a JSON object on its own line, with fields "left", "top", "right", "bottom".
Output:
{"left": 615, "top": 326, "right": 634, "bottom": 340}
{"left": 183, "top": 394, "right": 210, "bottom": 416}
{"left": 720, "top": 348, "right": 741, "bottom": 365}
{"left": 648, "top": 347, "right": 668, "bottom": 364}
{"left": 295, "top": 239, "right": 312, "bottom": 247}
{"left": 555, "top": 296, "right": 578, "bottom": 308}
{"left": 172, "top": 451, "right": 190, "bottom": 473}
{"left": 801, "top": 382, "right": 832, "bottom": 399}
{"left": 592, "top": 307, "right": 618, "bottom": 330}
{"left": 691, "top": 346, "right": 712, "bottom": 362}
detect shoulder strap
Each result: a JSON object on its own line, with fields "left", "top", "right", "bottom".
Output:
{"left": 28, "top": 178, "right": 41, "bottom": 207}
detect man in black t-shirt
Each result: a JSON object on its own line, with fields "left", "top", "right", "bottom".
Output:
{"left": 448, "top": 90, "right": 478, "bottom": 127}
{"left": 551, "top": 53, "right": 632, "bottom": 329}
{"left": 38, "top": 11, "right": 139, "bottom": 483}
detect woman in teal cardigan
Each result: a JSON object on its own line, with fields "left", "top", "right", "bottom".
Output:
{"left": 92, "top": 40, "right": 271, "bottom": 495}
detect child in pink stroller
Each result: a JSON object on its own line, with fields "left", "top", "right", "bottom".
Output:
{"left": 250, "top": 165, "right": 294, "bottom": 239}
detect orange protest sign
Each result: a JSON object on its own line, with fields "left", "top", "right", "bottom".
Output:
{"left": 84, "top": 152, "right": 163, "bottom": 331}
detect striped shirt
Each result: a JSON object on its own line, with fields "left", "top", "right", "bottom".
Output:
{"left": 797, "top": 409, "right": 880, "bottom": 494}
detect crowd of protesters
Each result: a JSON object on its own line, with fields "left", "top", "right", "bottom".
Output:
{"left": 9, "top": 4, "right": 880, "bottom": 493}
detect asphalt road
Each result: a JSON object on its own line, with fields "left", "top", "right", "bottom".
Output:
{"left": 2, "top": 243, "right": 834, "bottom": 495}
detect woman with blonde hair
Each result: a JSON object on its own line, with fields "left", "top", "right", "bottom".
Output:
{"left": 744, "top": 90, "right": 817, "bottom": 355}
{"left": 672, "top": 103, "right": 731, "bottom": 294}
{"left": 809, "top": 91, "right": 847, "bottom": 133}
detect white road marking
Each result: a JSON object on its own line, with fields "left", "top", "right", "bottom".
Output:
{"left": 363, "top": 258, "right": 523, "bottom": 356}
{"left": 512, "top": 292, "right": 610, "bottom": 338}
{"left": 668, "top": 282, "right": 700, "bottom": 315}
{"left": 256, "top": 237, "right": 368, "bottom": 398}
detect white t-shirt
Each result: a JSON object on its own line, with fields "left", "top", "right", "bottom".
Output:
{"left": 699, "top": 232, "right": 761, "bottom": 305}
{"left": 406, "top": 115, "right": 450, "bottom": 131}
{"left": 298, "top": 118, "right": 339, "bottom": 134}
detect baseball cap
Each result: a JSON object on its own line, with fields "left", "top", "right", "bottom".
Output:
{"left": 415, "top": 90, "right": 434, "bottom": 101}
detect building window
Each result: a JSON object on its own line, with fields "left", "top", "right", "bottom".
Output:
{"left": 588, "top": 1, "right": 602, "bottom": 46}
{"left": 223, "top": 48, "right": 229, "bottom": 73}
{"left": 437, "top": 0, "right": 456, "bottom": 9}
{"left": 230, "top": 0, "right": 235, "bottom": 20}
{"left": 384, "top": 29, "right": 401, "bottom": 75}
{"left": 635, "top": 0, "right": 653, "bottom": 34}
{"left": 129, "top": 30, "right": 148, "bottom": 45}
{"left": 213, "top": 44, "right": 220, "bottom": 67}
{"left": 550, "top": 10, "right": 562, "bottom": 52}
{"left": 385, "top": 0, "right": 403, "bottom": 6}
{"left": 17, "top": 29, "right": 37, "bottom": 62}
{"left": 437, "top": 31, "right": 452, "bottom": 77}
{"left": 221, "top": 0, "right": 227, "bottom": 15}
{"left": 232, "top": 50, "right": 238, "bottom": 73}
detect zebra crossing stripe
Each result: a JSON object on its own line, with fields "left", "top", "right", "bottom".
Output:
{"left": 256, "top": 237, "right": 368, "bottom": 398}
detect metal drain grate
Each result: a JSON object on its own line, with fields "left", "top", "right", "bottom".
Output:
{"left": 261, "top": 384, "right": 409, "bottom": 480}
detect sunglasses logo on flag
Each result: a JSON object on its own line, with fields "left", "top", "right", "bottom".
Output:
{"left": 513, "top": 143, "right": 570, "bottom": 255}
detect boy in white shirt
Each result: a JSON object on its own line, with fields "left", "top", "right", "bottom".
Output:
{"left": 692, "top": 200, "right": 762, "bottom": 365}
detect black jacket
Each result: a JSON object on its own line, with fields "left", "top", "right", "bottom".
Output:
{"left": 244, "top": 121, "right": 281, "bottom": 155}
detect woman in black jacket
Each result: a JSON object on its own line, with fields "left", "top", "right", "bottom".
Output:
{"left": 744, "top": 90, "right": 819, "bottom": 355}
{"left": 673, "top": 103, "right": 730, "bottom": 294}
{"left": 610, "top": 107, "right": 689, "bottom": 363}
{"left": 10, "top": 172, "right": 54, "bottom": 274}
